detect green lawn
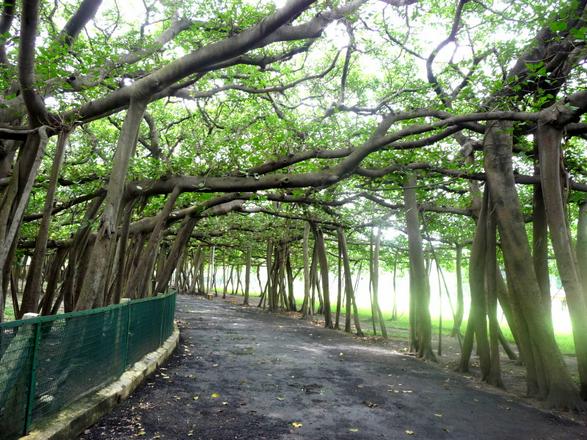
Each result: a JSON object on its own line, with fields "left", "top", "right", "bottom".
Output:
{"left": 226, "top": 292, "right": 577, "bottom": 357}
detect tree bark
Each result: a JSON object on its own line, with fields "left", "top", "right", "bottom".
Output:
{"left": 20, "top": 130, "right": 69, "bottom": 314}
{"left": 484, "top": 119, "right": 580, "bottom": 408}
{"left": 338, "top": 227, "right": 363, "bottom": 336}
{"left": 403, "top": 173, "right": 436, "bottom": 361}
{"left": 371, "top": 228, "right": 387, "bottom": 338}
{"left": 577, "top": 202, "right": 587, "bottom": 286}
{"left": 452, "top": 245, "right": 464, "bottom": 337}
{"left": 533, "top": 146, "right": 552, "bottom": 324}
{"left": 77, "top": 98, "right": 148, "bottom": 310}
{"left": 485, "top": 192, "right": 504, "bottom": 388}
{"left": 537, "top": 117, "right": 587, "bottom": 400}
{"left": 314, "top": 226, "right": 333, "bottom": 328}
{"left": 244, "top": 246, "right": 252, "bottom": 306}
{"left": 301, "top": 223, "right": 311, "bottom": 317}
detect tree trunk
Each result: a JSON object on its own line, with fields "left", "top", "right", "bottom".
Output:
{"left": 244, "top": 246, "right": 251, "bottom": 306}
{"left": 485, "top": 119, "right": 580, "bottom": 408}
{"left": 314, "top": 226, "right": 333, "bottom": 328}
{"left": 286, "top": 251, "right": 295, "bottom": 311}
{"left": 20, "top": 130, "right": 69, "bottom": 315}
{"left": 403, "top": 173, "right": 436, "bottom": 361}
{"left": 391, "top": 256, "right": 398, "bottom": 321}
{"left": 155, "top": 215, "right": 198, "bottom": 293}
{"left": 301, "top": 223, "right": 311, "bottom": 317}
{"left": 335, "top": 241, "right": 342, "bottom": 329}
{"left": 485, "top": 192, "right": 504, "bottom": 388}
{"left": 537, "top": 119, "right": 587, "bottom": 400}
{"left": 459, "top": 187, "right": 491, "bottom": 377}
{"left": 337, "top": 227, "right": 363, "bottom": 336}
{"left": 371, "top": 228, "right": 387, "bottom": 338}
{"left": 452, "top": 245, "right": 464, "bottom": 337}
{"left": 576, "top": 202, "right": 587, "bottom": 286}
{"left": 39, "top": 248, "right": 67, "bottom": 315}
{"left": 77, "top": 99, "right": 148, "bottom": 310}
{"left": 0, "top": 130, "right": 49, "bottom": 315}
{"left": 533, "top": 148, "right": 552, "bottom": 325}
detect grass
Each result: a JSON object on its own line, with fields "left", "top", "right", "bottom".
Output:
{"left": 2, "top": 297, "right": 15, "bottom": 321}
{"left": 222, "top": 292, "right": 577, "bottom": 357}
{"left": 353, "top": 306, "right": 575, "bottom": 356}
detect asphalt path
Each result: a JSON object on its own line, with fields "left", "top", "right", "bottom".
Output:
{"left": 80, "top": 295, "right": 587, "bottom": 440}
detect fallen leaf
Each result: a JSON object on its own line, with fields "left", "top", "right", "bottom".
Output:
{"left": 211, "top": 393, "right": 220, "bottom": 398}
{"left": 276, "top": 396, "right": 285, "bottom": 401}
{"left": 291, "top": 422, "right": 303, "bottom": 428}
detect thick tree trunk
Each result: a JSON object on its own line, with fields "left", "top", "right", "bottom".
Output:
{"left": 537, "top": 119, "right": 587, "bottom": 400}
{"left": 485, "top": 119, "right": 580, "bottom": 408}
{"left": 577, "top": 202, "right": 587, "bottom": 285}
{"left": 459, "top": 188, "right": 490, "bottom": 376}
{"left": 403, "top": 173, "right": 436, "bottom": 361}
{"left": 0, "top": 130, "right": 48, "bottom": 315}
{"left": 20, "top": 130, "right": 69, "bottom": 315}
{"left": 77, "top": 99, "right": 148, "bottom": 310}
{"left": 533, "top": 153, "right": 552, "bottom": 324}
{"left": 485, "top": 192, "right": 504, "bottom": 388}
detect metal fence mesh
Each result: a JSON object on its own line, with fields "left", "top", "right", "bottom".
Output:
{"left": 0, "top": 292, "right": 176, "bottom": 439}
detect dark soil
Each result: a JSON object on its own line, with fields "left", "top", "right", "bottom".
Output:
{"left": 80, "top": 295, "right": 587, "bottom": 439}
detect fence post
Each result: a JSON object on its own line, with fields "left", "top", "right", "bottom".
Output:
{"left": 23, "top": 315, "right": 41, "bottom": 435}
{"left": 159, "top": 296, "right": 167, "bottom": 346}
{"left": 120, "top": 299, "right": 131, "bottom": 372}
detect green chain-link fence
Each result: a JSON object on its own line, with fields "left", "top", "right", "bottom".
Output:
{"left": 0, "top": 291, "right": 176, "bottom": 439}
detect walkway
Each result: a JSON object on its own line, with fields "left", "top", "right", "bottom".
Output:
{"left": 80, "top": 295, "right": 587, "bottom": 439}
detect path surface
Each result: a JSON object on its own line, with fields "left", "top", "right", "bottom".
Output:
{"left": 80, "top": 296, "right": 587, "bottom": 440}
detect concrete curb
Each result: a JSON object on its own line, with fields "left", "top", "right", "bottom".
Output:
{"left": 21, "top": 324, "right": 180, "bottom": 440}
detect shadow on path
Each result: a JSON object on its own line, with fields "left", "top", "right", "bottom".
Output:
{"left": 80, "top": 295, "right": 587, "bottom": 439}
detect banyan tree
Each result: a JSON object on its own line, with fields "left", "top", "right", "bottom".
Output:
{"left": 0, "top": 0, "right": 586, "bottom": 410}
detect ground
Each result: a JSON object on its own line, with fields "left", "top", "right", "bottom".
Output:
{"left": 80, "top": 295, "right": 587, "bottom": 440}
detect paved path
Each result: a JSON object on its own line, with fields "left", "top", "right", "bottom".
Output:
{"left": 81, "top": 295, "right": 587, "bottom": 440}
